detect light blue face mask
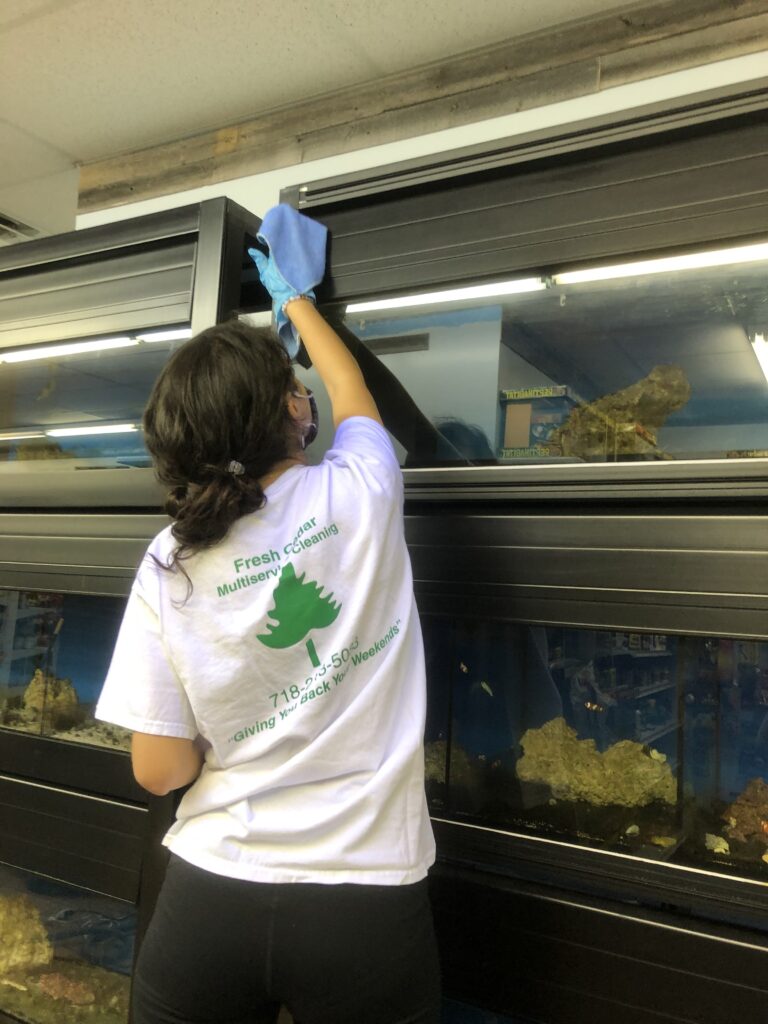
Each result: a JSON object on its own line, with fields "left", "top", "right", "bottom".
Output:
{"left": 291, "top": 387, "right": 319, "bottom": 448}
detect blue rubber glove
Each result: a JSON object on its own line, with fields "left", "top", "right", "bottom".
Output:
{"left": 247, "top": 205, "right": 328, "bottom": 359}
{"left": 247, "top": 248, "right": 309, "bottom": 358}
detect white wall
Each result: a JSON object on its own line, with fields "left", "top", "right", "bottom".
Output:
{"left": 1, "top": 167, "right": 79, "bottom": 240}
{"left": 77, "top": 51, "right": 768, "bottom": 233}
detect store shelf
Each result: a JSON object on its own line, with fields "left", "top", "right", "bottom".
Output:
{"left": 637, "top": 721, "right": 677, "bottom": 744}
{"left": 601, "top": 648, "right": 672, "bottom": 658}
{"left": 631, "top": 681, "right": 675, "bottom": 699}
{"left": 0, "top": 590, "right": 61, "bottom": 687}
{"left": 13, "top": 606, "right": 60, "bottom": 621}
{"left": 5, "top": 646, "right": 50, "bottom": 662}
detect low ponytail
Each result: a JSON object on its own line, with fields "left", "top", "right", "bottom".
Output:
{"left": 143, "top": 321, "right": 295, "bottom": 580}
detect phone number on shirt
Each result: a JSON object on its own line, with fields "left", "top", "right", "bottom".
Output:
{"left": 268, "top": 638, "right": 360, "bottom": 708}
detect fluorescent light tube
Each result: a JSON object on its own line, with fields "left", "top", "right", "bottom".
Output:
{"left": 46, "top": 424, "right": 138, "bottom": 437}
{"left": 752, "top": 333, "right": 768, "bottom": 384}
{"left": 0, "top": 337, "right": 137, "bottom": 363}
{"left": 135, "top": 328, "right": 193, "bottom": 342}
{"left": 346, "top": 278, "right": 546, "bottom": 313}
{"left": 554, "top": 241, "right": 768, "bottom": 285}
{"left": 0, "top": 431, "right": 46, "bottom": 441}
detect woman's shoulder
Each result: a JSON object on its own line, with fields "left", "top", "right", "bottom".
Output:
{"left": 146, "top": 522, "right": 177, "bottom": 560}
{"left": 324, "top": 417, "right": 400, "bottom": 473}
{"left": 132, "top": 524, "right": 179, "bottom": 599}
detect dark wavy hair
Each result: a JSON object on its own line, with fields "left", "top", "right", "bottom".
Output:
{"left": 143, "top": 320, "right": 295, "bottom": 571}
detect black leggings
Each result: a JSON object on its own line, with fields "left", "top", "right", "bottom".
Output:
{"left": 132, "top": 855, "right": 441, "bottom": 1024}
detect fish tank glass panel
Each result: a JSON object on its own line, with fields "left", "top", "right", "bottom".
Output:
{"left": 0, "top": 326, "right": 189, "bottom": 473}
{"left": 441, "top": 999, "right": 522, "bottom": 1024}
{"left": 0, "top": 862, "right": 133, "bottom": 1023}
{"left": 0, "top": 589, "right": 129, "bottom": 750}
{"left": 305, "top": 240, "right": 768, "bottom": 467}
{"left": 423, "top": 619, "right": 768, "bottom": 883}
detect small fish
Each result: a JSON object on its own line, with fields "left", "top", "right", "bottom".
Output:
{"left": 479, "top": 680, "right": 494, "bottom": 698}
{"left": 459, "top": 662, "right": 469, "bottom": 674}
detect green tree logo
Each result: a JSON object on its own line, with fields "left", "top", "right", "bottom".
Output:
{"left": 257, "top": 562, "right": 341, "bottom": 666}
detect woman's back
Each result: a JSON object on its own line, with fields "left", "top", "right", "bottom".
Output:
{"left": 96, "top": 213, "right": 440, "bottom": 1022}
{"left": 99, "top": 415, "right": 435, "bottom": 883}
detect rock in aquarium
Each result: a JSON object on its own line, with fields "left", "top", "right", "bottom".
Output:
{"left": 23, "top": 668, "right": 79, "bottom": 723}
{"left": 516, "top": 716, "right": 676, "bottom": 807}
{"left": 0, "top": 894, "right": 53, "bottom": 974}
{"left": 546, "top": 364, "right": 691, "bottom": 460}
{"left": 723, "top": 778, "right": 768, "bottom": 846}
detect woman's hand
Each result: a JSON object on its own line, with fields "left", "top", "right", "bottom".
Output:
{"left": 248, "top": 204, "right": 327, "bottom": 358}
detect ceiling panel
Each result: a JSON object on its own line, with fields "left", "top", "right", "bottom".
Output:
{"left": 0, "top": 0, "right": 78, "bottom": 30}
{"left": 0, "top": 121, "right": 73, "bottom": 188}
{"left": 0, "top": 0, "right": 638, "bottom": 172}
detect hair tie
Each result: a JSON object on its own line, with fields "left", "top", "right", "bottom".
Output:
{"left": 226, "top": 460, "right": 245, "bottom": 476}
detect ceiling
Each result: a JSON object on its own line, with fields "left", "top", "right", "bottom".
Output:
{"left": 0, "top": 0, "right": 642, "bottom": 192}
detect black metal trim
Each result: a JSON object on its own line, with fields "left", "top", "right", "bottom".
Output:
{"left": 0, "top": 772, "right": 147, "bottom": 901}
{"left": 428, "top": 864, "right": 768, "bottom": 1022}
{"left": 430, "top": 860, "right": 768, "bottom": 950}
{"left": 0, "top": 730, "right": 146, "bottom": 803}
{"left": 0, "top": 203, "right": 201, "bottom": 273}
{"left": 431, "top": 819, "right": 768, "bottom": 932}
{"left": 190, "top": 197, "right": 262, "bottom": 333}
{"left": 401, "top": 458, "right": 768, "bottom": 501}
{"left": 283, "top": 79, "right": 768, "bottom": 209}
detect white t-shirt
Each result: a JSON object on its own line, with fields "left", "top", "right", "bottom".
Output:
{"left": 96, "top": 417, "right": 435, "bottom": 885}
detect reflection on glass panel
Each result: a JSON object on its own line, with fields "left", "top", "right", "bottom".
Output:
{"left": 327, "top": 241, "right": 768, "bottom": 466}
{"left": 423, "top": 620, "right": 768, "bottom": 883}
{"left": 0, "top": 863, "right": 132, "bottom": 1023}
{"left": 0, "top": 327, "right": 190, "bottom": 472}
{"left": 442, "top": 998, "right": 520, "bottom": 1024}
{"left": 0, "top": 590, "right": 129, "bottom": 750}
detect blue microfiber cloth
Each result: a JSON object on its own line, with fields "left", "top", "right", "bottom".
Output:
{"left": 249, "top": 205, "right": 328, "bottom": 358}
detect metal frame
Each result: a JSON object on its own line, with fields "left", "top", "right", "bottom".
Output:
{"left": 0, "top": 204, "right": 201, "bottom": 275}
{"left": 430, "top": 864, "right": 768, "bottom": 1023}
{"left": 431, "top": 817, "right": 768, "bottom": 933}
{"left": 280, "top": 87, "right": 768, "bottom": 497}
{"left": 0, "top": 197, "right": 263, "bottom": 510}
{"left": 282, "top": 77, "right": 768, "bottom": 210}
{"left": 0, "top": 513, "right": 167, "bottom": 596}
{"left": 401, "top": 457, "right": 768, "bottom": 502}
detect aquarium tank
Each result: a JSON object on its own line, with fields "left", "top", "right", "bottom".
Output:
{"left": 0, "top": 589, "right": 129, "bottom": 751}
{"left": 0, "top": 862, "right": 134, "bottom": 1023}
{"left": 423, "top": 620, "right": 768, "bottom": 884}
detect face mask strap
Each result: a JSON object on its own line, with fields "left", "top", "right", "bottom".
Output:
{"left": 291, "top": 387, "right": 319, "bottom": 448}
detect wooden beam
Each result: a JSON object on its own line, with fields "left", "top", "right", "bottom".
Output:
{"left": 78, "top": 0, "right": 768, "bottom": 213}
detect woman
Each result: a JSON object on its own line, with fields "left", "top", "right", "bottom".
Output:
{"left": 96, "top": 289, "right": 440, "bottom": 1023}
